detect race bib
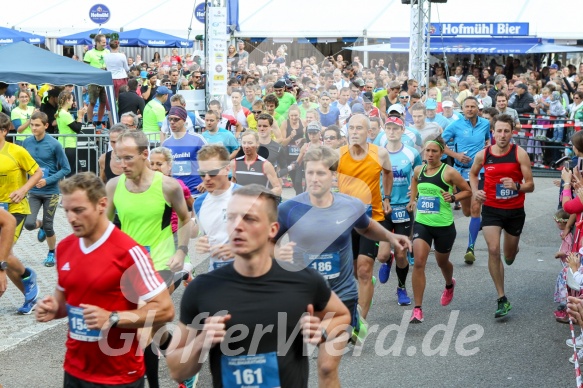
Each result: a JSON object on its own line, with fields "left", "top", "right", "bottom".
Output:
{"left": 288, "top": 145, "right": 300, "bottom": 156}
{"left": 221, "top": 352, "right": 281, "bottom": 388}
{"left": 391, "top": 205, "right": 410, "bottom": 223}
{"left": 496, "top": 184, "right": 518, "bottom": 200}
{"left": 172, "top": 160, "right": 192, "bottom": 176}
{"left": 67, "top": 304, "right": 101, "bottom": 342}
{"left": 304, "top": 252, "right": 341, "bottom": 280}
{"left": 41, "top": 167, "right": 48, "bottom": 179}
{"left": 0, "top": 203, "right": 8, "bottom": 211}
{"left": 417, "top": 196, "right": 440, "bottom": 214}
{"left": 212, "top": 260, "right": 231, "bottom": 270}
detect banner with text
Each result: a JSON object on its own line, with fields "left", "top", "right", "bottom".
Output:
{"left": 207, "top": 6, "right": 228, "bottom": 97}
{"left": 429, "top": 23, "right": 529, "bottom": 37}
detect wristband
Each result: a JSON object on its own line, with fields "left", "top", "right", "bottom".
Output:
{"left": 178, "top": 245, "right": 189, "bottom": 255}
{"left": 383, "top": 195, "right": 391, "bottom": 201}
{"left": 515, "top": 182, "right": 521, "bottom": 192}
{"left": 562, "top": 189, "right": 572, "bottom": 198}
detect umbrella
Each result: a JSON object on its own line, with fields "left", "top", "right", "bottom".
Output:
{"left": 0, "top": 27, "right": 44, "bottom": 45}
{"left": 57, "top": 28, "right": 117, "bottom": 46}
{"left": 118, "top": 28, "right": 192, "bottom": 48}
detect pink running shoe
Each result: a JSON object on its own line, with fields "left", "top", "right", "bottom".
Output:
{"left": 410, "top": 307, "right": 424, "bottom": 323}
{"left": 440, "top": 278, "right": 456, "bottom": 306}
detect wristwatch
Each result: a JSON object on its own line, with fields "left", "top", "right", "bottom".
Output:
{"left": 178, "top": 245, "right": 189, "bottom": 255}
{"left": 383, "top": 195, "right": 391, "bottom": 201}
{"left": 109, "top": 311, "right": 120, "bottom": 328}
{"left": 0, "top": 261, "right": 7, "bottom": 271}
{"left": 450, "top": 194, "right": 456, "bottom": 203}
{"left": 319, "top": 328, "right": 328, "bottom": 345}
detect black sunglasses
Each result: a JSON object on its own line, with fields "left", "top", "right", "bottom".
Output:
{"left": 324, "top": 136, "right": 337, "bottom": 140}
{"left": 252, "top": 110, "right": 262, "bottom": 114}
{"left": 198, "top": 166, "right": 225, "bottom": 177}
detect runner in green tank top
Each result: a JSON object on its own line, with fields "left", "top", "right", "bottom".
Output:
{"left": 406, "top": 137, "right": 472, "bottom": 324}
{"left": 105, "top": 130, "right": 194, "bottom": 388}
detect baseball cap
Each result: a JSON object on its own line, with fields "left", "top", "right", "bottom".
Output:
{"left": 550, "top": 64, "right": 559, "bottom": 70}
{"left": 273, "top": 80, "right": 286, "bottom": 89}
{"left": 351, "top": 103, "right": 365, "bottom": 114}
{"left": 47, "top": 88, "right": 60, "bottom": 98}
{"left": 515, "top": 83, "right": 528, "bottom": 90}
{"left": 425, "top": 99, "right": 437, "bottom": 110}
{"left": 306, "top": 121, "right": 322, "bottom": 133}
{"left": 362, "top": 91, "right": 373, "bottom": 103}
{"left": 156, "top": 86, "right": 173, "bottom": 96}
{"left": 140, "top": 70, "right": 148, "bottom": 79}
{"left": 442, "top": 100, "right": 454, "bottom": 108}
{"left": 385, "top": 116, "right": 405, "bottom": 127}
{"left": 387, "top": 104, "right": 405, "bottom": 115}
{"left": 320, "top": 91, "right": 331, "bottom": 98}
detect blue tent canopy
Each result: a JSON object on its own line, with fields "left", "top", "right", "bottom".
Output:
{"left": 349, "top": 37, "right": 583, "bottom": 54}
{"left": 0, "top": 42, "right": 117, "bottom": 123}
{"left": 57, "top": 28, "right": 117, "bottom": 46}
{"left": 119, "top": 28, "right": 192, "bottom": 48}
{"left": 0, "top": 27, "right": 45, "bottom": 45}
{"left": 0, "top": 42, "right": 113, "bottom": 86}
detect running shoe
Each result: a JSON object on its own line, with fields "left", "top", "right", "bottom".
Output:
{"left": 454, "top": 201, "right": 461, "bottom": 210}
{"left": 554, "top": 309, "right": 569, "bottom": 324}
{"left": 370, "top": 276, "right": 377, "bottom": 307}
{"left": 22, "top": 268, "right": 39, "bottom": 303}
{"left": 351, "top": 316, "right": 369, "bottom": 346}
{"left": 43, "top": 252, "right": 55, "bottom": 267}
{"left": 17, "top": 298, "right": 37, "bottom": 315}
{"left": 379, "top": 253, "right": 393, "bottom": 284}
{"left": 464, "top": 248, "right": 476, "bottom": 264}
{"left": 407, "top": 251, "right": 414, "bottom": 266}
{"left": 503, "top": 255, "right": 515, "bottom": 266}
{"left": 37, "top": 227, "right": 46, "bottom": 243}
{"left": 567, "top": 333, "right": 583, "bottom": 349}
{"left": 396, "top": 287, "right": 411, "bottom": 306}
{"left": 178, "top": 374, "right": 198, "bottom": 388}
{"left": 410, "top": 307, "right": 424, "bottom": 323}
{"left": 494, "top": 298, "right": 512, "bottom": 318}
{"left": 440, "top": 278, "right": 456, "bottom": 306}
{"left": 569, "top": 348, "right": 583, "bottom": 364}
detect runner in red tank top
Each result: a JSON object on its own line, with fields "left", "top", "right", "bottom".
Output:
{"left": 470, "top": 114, "right": 534, "bottom": 319}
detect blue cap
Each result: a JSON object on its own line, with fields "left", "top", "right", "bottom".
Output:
{"left": 140, "top": 70, "right": 148, "bottom": 79}
{"left": 156, "top": 86, "right": 173, "bottom": 96}
{"left": 425, "top": 98, "right": 437, "bottom": 110}
{"left": 351, "top": 103, "right": 365, "bottom": 114}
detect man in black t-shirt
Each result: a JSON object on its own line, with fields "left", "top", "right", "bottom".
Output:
{"left": 40, "top": 89, "right": 59, "bottom": 134}
{"left": 118, "top": 78, "right": 145, "bottom": 119}
{"left": 166, "top": 184, "right": 351, "bottom": 388}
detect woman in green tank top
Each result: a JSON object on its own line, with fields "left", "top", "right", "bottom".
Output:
{"left": 405, "top": 137, "right": 472, "bottom": 324}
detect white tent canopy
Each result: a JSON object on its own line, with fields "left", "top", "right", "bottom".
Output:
{"left": 1, "top": 0, "right": 581, "bottom": 41}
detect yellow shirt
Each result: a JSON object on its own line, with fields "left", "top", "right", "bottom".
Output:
{"left": 0, "top": 142, "right": 39, "bottom": 214}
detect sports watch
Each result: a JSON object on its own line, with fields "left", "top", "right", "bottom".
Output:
{"left": 0, "top": 262, "right": 7, "bottom": 271}
{"left": 109, "top": 311, "right": 120, "bottom": 328}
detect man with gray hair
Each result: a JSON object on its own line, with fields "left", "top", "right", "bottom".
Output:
{"left": 120, "top": 112, "right": 139, "bottom": 130}
{"left": 488, "top": 75, "right": 507, "bottom": 102}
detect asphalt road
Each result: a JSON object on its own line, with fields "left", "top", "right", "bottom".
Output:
{"left": 0, "top": 177, "right": 577, "bottom": 388}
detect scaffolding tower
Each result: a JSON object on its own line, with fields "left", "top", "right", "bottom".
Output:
{"left": 408, "top": 0, "right": 431, "bottom": 87}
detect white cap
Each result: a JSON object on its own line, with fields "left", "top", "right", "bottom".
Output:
{"left": 387, "top": 104, "right": 405, "bottom": 115}
{"left": 442, "top": 101, "right": 454, "bottom": 108}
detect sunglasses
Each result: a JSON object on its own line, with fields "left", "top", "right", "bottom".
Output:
{"left": 399, "top": 96, "right": 410, "bottom": 99}
{"left": 252, "top": 110, "right": 262, "bottom": 114}
{"left": 324, "top": 136, "right": 337, "bottom": 140}
{"left": 168, "top": 117, "right": 182, "bottom": 122}
{"left": 554, "top": 217, "right": 569, "bottom": 223}
{"left": 164, "top": 83, "right": 172, "bottom": 86}
{"left": 198, "top": 166, "right": 225, "bottom": 177}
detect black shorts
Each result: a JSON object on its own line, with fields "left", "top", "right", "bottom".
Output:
{"left": 64, "top": 372, "right": 144, "bottom": 388}
{"left": 412, "top": 222, "right": 457, "bottom": 253}
{"left": 460, "top": 176, "right": 484, "bottom": 192}
{"left": 382, "top": 208, "right": 414, "bottom": 237}
{"left": 481, "top": 205, "right": 526, "bottom": 236}
{"left": 351, "top": 229, "right": 378, "bottom": 260}
{"left": 342, "top": 298, "right": 359, "bottom": 329}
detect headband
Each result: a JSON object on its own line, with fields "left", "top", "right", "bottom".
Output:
{"left": 425, "top": 139, "right": 444, "bottom": 150}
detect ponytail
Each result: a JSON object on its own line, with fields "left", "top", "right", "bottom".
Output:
{"left": 55, "top": 91, "right": 72, "bottom": 120}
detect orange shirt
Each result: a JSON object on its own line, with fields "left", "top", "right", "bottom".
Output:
{"left": 337, "top": 144, "right": 384, "bottom": 221}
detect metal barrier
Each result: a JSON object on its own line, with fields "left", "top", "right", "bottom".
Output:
{"left": 7, "top": 130, "right": 161, "bottom": 176}
{"left": 514, "top": 114, "right": 583, "bottom": 178}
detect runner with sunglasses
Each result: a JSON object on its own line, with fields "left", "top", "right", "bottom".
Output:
{"left": 193, "top": 144, "right": 240, "bottom": 272}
